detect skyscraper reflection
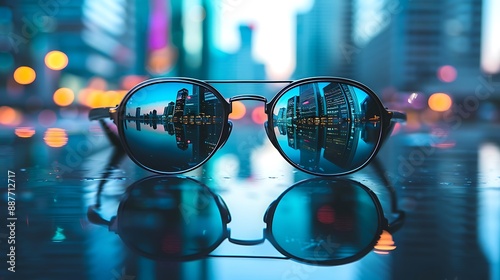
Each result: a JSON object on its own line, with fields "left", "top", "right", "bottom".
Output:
{"left": 122, "top": 85, "right": 224, "bottom": 170}
{"left": 275, "top": 82, "right": 380, "bottom": 171}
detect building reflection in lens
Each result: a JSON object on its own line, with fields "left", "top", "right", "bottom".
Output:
{"left": 274, "top": 81, "right": 382, "bottom": 174}
{"left": 122, "top": 82, "right": 225, "bottom": 172}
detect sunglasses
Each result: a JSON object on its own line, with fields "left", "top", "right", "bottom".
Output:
{"left": 89, "top": 77, "right": 406, "bottom": 176}
{"left": 87, "top": 176, "right": 404, "bottom": 265}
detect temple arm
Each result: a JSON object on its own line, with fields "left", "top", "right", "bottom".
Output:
{"left": 88, "top": 107, "right": 121, "bottom": 147}
{"left": 388, "top": 110, "right": 407, "bottom": 122}
{"left": 89, "top": 107, "right": 118, "bottom": 121}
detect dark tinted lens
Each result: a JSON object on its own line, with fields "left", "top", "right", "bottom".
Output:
{"left": 272, "top": 81, "right": 383, "bottom": 175}
{"left": 121, "top": 81, "right": 225, "bottom": 173}
{"left": 118, "top": 177, "right": 226, "bottom": 260}
{"left": 270, "top": 179, "right": 381, "bottom": 264}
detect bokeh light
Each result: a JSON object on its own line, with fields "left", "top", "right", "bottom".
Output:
{"left": 229, "top": 101, "right": 246, "bottom": 120}
{"left": 0, "top": 106, "right": 23, "bottom": 126}
{"left": 53, "top": 88, "right": 75, "bottom": 106}
{"left": 43, "top": 128, "right": 68, "bottom": 148}
{"left": 45, "top": 51, "right": 69, "bottom": 70}
{"left": 251, "top": 106, "right": 267, "bottom": 124}
{"left": 437, "top": 65, "right": 457, "bottom": 83}
{"left": 121, "top": 75, "right": 147, "bottom": 90}
{"left": 88, "top": 77, "right": 107, "bottom": 90}
{"left": 374, "top": 230, "right": 397, "bottom": 254}
{"left": 13, "top": 66, "right": 36, "bottom": 85}
{"left": 428, "top": 93, "right": 453, "bottom": 112}
{"left": 15, "top": 127, "right": 36, "bottom": 138}
{"left": 147, "top": 47, "right": 175, "bottom": 74}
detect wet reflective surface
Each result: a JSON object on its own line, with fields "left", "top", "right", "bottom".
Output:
{"left": 0, "top": 120, "right": 499, "bottom": 280}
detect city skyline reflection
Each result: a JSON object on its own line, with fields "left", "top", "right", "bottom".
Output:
{"left": 272, "top": 81, "right": 382, "bottom": 174}
{"left": 122, "top": 82, "right": 225, "bottom": 172}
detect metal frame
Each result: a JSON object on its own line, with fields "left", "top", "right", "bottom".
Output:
{"left": 89, "top": 77, "right": 406, "bottom": 176}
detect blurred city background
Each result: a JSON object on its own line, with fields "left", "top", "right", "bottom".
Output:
{"left": 1, "top": 1, "right": 500, "bottom": 279}
{"left": 0, "top": 0, "right": 499, "bottom": 136}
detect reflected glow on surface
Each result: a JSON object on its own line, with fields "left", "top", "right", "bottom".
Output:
{"left": 45, "top": 51, "right": 69, "bottom": 70}
{"left": 229, "top": 101, "right": 246, "bottom": 120}
{"left": 0, "top": 106, "right": 22, "bottom": 126}
{"left": 13, "top": 66, "right": 36, "bottom": 85}
{"left": 15, "top": 127, "right": 36, "bottom": 138}
{"left": 43, "top": 128, "right": 68, "bottom": 148}
{"left": 478, "top": 142, "right": 500, "bottom": 280}
{"left": 428, "top": 93, "right": 452, "bottom": 112}
{"left": 374, "top": 230, "right": 396, "bottom": 254}
{"left": 53, "top": 88, "right": 75, "bottom": 107}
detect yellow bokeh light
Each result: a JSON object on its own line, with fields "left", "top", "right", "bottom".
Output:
{"left": 43, "top": 128, "right": 68, "bottom": 148}
{"left": 15, "top": 127, "right": 36, "bottom": 138}
{"left": 53, "top": 88, "right": 75, "bottom": 107}
{"left": 13, "top": 66, "right": 36, "bottom": 85}
{"left": 229, "top": 101, "right": 246, "bottom": 120}
{"left": 428, "top": 93, "right": 453, "bottom": 112}
{"left": 0, "top": 106, "right": 22, "bottom": 126}
{"left": 45, "top": 51, "right": 68, "bottom": 70}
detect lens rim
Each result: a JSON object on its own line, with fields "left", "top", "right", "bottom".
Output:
{"left": 264, "top": 178, "right": 385, "bottom": 266}
{"left": 116, "top": 175, "right": 231, "bottom": 261}
{"left": 266, "top": 76, "right": 390, "bottom": 176}
{"left": 117, "top": 77, "right": 231, "bottom": 174}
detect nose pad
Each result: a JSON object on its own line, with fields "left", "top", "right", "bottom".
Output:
{"left": 263, "top": 200, "right": 277, "bottom": 224}
{"left": 216, "top": 194, "right": 231, "bottom": 223}
{"left": 219, "top": 121, "right": 233, "bottom": 149}
{"left": 264, "top": 121, "right": 281, "bottom": 151}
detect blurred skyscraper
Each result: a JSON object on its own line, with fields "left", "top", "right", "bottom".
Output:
{"left": 0, "top": 0, "right": 143, "bottom": 107}
{"left": 354, "top": 0, "right": 483, "bottom": 98}
{"left": 294, "top": 0, "right": 355, "bottom": 79}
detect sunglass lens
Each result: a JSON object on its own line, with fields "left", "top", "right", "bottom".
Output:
{"left": 270, "top": 179, "right": 381, "bottom": 264}
{"left": 118, "top": 177, "right": 226, "bottom": 260}
{"left": 271, "top": 81, "right": 383, "bottom": 175}
{"left": 121, "top": 81, "right": 225, "bottom": 173}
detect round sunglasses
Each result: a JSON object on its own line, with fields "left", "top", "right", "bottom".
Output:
{"left": 87, "top": 176, "right": 404, "bottom": 265}
{"left": 89, "top": 77, "right": 406, "bottom": 176}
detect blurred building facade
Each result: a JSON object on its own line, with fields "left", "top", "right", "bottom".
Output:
{"left": 354, "top": 0, "right": 484, "bottom": 97}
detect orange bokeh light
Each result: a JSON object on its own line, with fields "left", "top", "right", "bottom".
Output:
{"left": 43, "top": 128, "right": 68, "bottom": 148}
{"left": 15, "top": 127, "right": 36, "bottom": 138}
{"left": 0, "top": 106, "right": 22, "bottom": 126}
{"left": 13, "top": 66, "right": 36, "bottom": 85}
{"left": 53, "top": 88, "right": 75, "bottom": 107}
{"left": 428, "top": 93, "right": 452, "bottom": 112}
{"left": 374, "top": 230, "right": 397, "bottom": 254}
{"left": 229, "top": 101, "right": 246, "bottom": 120}
{"left": 45, "top": 51, "right": 68, "bottom": 70}
{"left": 251, "top": 106, "right": 267, "bottom": 124}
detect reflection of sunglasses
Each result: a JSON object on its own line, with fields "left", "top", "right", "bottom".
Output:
{"left": 89, "top": 77, "right": 406, "bottom": 176}
{"left": 87, "top": 176, "right": 404, "bottom": 265}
